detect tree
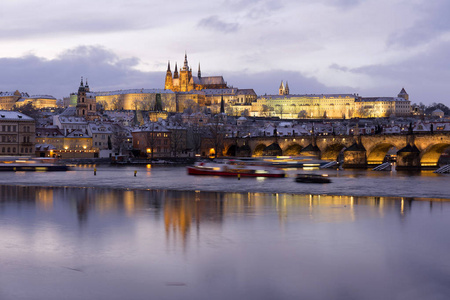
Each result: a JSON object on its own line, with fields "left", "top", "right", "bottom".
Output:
{"left": 208, "top": 115, "right": 225, "bottom": 158}
{"left": 112, "top": 125, "right": 130, "bottom": 155}
{"left": 169, "top": 121, "right": 187, "bottom": 158}
{"left": 425, "top": 102, "right": 449, "bottom": 115}
{"left": 111, "top": 97, "right": 123, "bottom": 110}
{"left": 13, "top": 102, "right": 41, "bottom": 120}
{"left": 298, "top": 110, "right": 308, "bottom": 118}
{"left": 107, "top": 136, "right": 112, "bottom": 150}
{"left": 143, "top": 124, "right": 157, "bottom": 161}
{"left": 260, "top": 105, "right": 270, "bottom": 117}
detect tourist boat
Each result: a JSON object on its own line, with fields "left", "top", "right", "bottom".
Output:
{"left": 187, "top": 161, "right": 285, "bottom": 178}
{"left": 0, "top": 157, "right": 70, "bottom": 172}
{"left": 295, "top": 174, "right": 331, "bottom": 183}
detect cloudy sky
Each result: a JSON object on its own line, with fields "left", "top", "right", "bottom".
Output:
{"left": 0, "top": 0, "right": 449, "bottom": 105}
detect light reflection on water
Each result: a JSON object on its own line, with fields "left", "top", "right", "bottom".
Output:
{"left": 1, "top": 185, "right": 450, "bottom": 300}
{"left": 0, "top": 165, "right": 449, "bottom": 198}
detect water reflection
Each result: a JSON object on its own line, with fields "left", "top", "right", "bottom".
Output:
{"left": 1, "top": 185, "right": 450, "bottom": 300}
{"left": 1, "top": 185, "right": 447, "bottom": 238}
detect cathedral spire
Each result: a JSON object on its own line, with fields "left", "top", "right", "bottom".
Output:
{"left": 198, "top": 62, "right": 201, "bottom": 78}
{"left": 183, "top": 52, "right": 188, "bottom": 71}
{"left": 80, "top": 76, "right": 84, "bottom": 87}
{"left": 167, "top": 60, "right": 171, "bottom": 72}
{"left": 174, "top": 63, "right": 178, "bottom": 78}
{"left": 279, "top": 80, "right": 285, "bottom": 95}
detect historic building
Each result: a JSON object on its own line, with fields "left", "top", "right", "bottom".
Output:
{"left": 164, "top": 53, "right": 228, "bottom": 92}
{"left": 251, "top": 93, "right": 357, "bottom": 119}
{"left": 355, "top": 88, "right": 411, "bottom": 117}
{"left": 250, "top": 87, "right": 411, "bottom": 119}
{"left": 0, "top": 111, "right": 35, "bottom": 156}
{"left": 15, "top": 95, "right": 58, "bottom": 109}
{"left": 0, "top": 91, "right": 29, "bottom": 110}
{"left": 132, "top": 123, "right": 171, "bottom": 158}
{"left": 76, "top": 78, "right": 97, "bottom": 120}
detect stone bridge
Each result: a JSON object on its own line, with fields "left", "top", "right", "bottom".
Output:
{"left": 222, "top": 133, "right": 450, "bottom": 169}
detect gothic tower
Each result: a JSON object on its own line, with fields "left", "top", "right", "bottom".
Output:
{"left": 179, "top": 53, "right": 192, "bottom": 92}
{"left": 173, "top": 63, "right": 178, "bottom": 78}
{"left": 279, "top": 81, "right": 284, "bottom": 95}
{"left": 279, "top": 81, "right": 289, "bottom": 95}
{"left": 164, "top": 61, "right": 173, "bottom": 90}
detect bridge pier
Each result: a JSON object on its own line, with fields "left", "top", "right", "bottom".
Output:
{"left": 300, "top": 144, "right": 321, "bottom": 158}
{"left": 396, "top": 144, "right": 421, "bottom": 171}
{"left": 343, "top": 142, "right": 367, "bottom": 168}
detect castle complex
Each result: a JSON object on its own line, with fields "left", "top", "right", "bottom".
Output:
{"left": 0, "top": 54, "right": 412, "bottom": 119}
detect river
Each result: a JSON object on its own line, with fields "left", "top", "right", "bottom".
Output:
{"left": 0, "top": 166, "right": 449, "bottom": 299}
{"left": 0, "top": 165, "right": 449, "bottom": 199}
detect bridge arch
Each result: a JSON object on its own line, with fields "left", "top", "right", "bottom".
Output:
{"left": 254, "top": 144, "right": 267, "bottom": 156}
{"left": 226, "top": 144, "right": 238, "bottom": 156}
{"left": 321, "top": 143, "right": 346, "bottom": 161}
{"left": 283, "top": 143, "right": 302, "bottom": 156}
{"left": 367, "top": 143, "right": 398, "bottom": 165}
{"left": 420, "top": 143, "right": 450, "bottom": 167}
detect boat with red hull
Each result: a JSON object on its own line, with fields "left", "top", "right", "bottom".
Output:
{"left": 187, "top": 162, "right": 285, "bottom": 178}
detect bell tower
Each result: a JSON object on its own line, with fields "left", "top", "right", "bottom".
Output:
{"left": 76, "top": 77, "right": 87, "bottom": 117}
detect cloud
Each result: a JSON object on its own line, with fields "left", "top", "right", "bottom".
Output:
{"left": 198, "top": 15, "right": 240, "bottom": 33}
{"left": 224, "top": 69, "right": 352, "bottom": 95}
{"left": 0, "top": 46, "right": 163, "bottom": 99}
{"left": 329, "top": 39, "right": 450, "bottom": 103}
{"left": 387, "top": 0, "right": 450, "bottom": 47}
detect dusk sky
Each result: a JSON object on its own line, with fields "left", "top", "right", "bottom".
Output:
{"left": 1, "top": 0, "right": 449, "bottom": 105}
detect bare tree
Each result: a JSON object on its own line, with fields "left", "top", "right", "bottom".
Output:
{"left": 169, "top": 122, "right": 187, "bottom": 158}
{"left": 208, "top": 115, "right": 225, "bottom": 158}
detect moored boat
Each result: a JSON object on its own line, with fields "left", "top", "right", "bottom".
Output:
{"left": 295, "top": 174, "right": 331, "bottom": 183}
{"left": 187, "top": 161, "right": 285, "bottom": 178}
{"left": 0, "top": 157, "right": 70, "bottom": 172}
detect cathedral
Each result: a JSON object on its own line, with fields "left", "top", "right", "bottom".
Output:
{"left": 164, "top": 53, "right": 228, "bottom": 92}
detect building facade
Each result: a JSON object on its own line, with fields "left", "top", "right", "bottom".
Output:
{"left": 0, "top": 111, "right": 35, "bottom": 156}
{"left": 132, "top": 123, "right": 171, "bottom": 158}
{"left": 0, "top": 91, "right": 29, "bottom": 110}
{"left": 15, "top": 95, "right": 58, "bottom": 109}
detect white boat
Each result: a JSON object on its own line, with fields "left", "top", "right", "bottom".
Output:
{"left": 187, "top": 161, "right": 285, "bottom": 178}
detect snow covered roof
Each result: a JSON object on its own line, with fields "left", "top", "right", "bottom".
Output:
{"left": 27, "top": 95, "right": 57, "bottom": 100}
{"left": 0, "top": 111, "right": 34, "bottom": 121}
{"left": 132, "top": 123, "right": 170, "bottom": 133}
{"left": 261, "top": 94, "right": 356, "bottom": 100}
{"left": 357, "top": 97, "right": 409, "bottom": 102}
{"left": 202, "top": 88, "right": 238, "bottom": 95}
{"left": 192, "top": 76, "right": 226, "bottom": 85}
{"left": 95, "top": 89, "right": 174, "bottom": 96}
{"left": 0, "top": 91, "right": 29, "bottom": 97}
